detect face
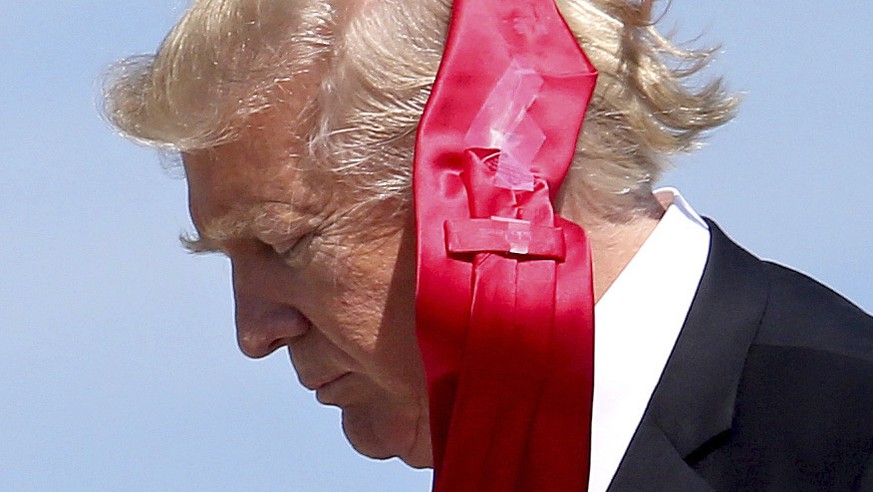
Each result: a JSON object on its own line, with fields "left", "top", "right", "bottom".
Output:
{"left": 182, "top": 116, "right": 432, "bottom": 468}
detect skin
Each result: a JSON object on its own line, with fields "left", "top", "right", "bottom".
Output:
{"left": 182, "top": 115, "right": 433, "bottom": 468}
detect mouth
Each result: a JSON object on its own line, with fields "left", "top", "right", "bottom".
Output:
{"left": 301, "top": 372, "right": 346, "bottom": 390}
{"left": 312, "top": 372, "right": 352, "bottom": 405}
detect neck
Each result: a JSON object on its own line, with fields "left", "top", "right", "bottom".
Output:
{"left": 561, "top": 193, "right": 666, "bottom": 302}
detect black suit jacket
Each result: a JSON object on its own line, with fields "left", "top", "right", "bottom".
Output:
{"left": 608, "top": 220, "right": 873, "bottom": 491}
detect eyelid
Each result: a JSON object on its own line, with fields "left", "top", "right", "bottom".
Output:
{"left": 270, "top": 231, "right": 313, "bottom": 255}
{"left": 269, "top": 231, "right": 316, "bottom": 267}
{"left": 255, "top": 217, "right": 319, "bottom": 252}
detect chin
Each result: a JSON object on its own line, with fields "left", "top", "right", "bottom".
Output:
{"left": 340, "top": 403, "right": 432, "bottom": 468}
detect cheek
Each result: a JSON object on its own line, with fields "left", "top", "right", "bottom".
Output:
{"left": 313, "top": 237, "right": 420, "bottom": 379}
{"left": 332, "top": 260, "right": 399, "bottom": 354}
{"left": 293, "top": 243, "right": 399, "bottom": 354}
{"left": 349, "top": 247, "right": 422, "bottom": 392}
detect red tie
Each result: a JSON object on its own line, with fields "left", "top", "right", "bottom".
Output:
{"left": 413, "top": 0, "right": 598, "bottom": 490}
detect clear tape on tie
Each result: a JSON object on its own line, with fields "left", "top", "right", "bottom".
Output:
{"left": 465, "top": 60, "right": 545, "bottom": 192}
{"left": 491, "top": 216, "right": 532, "bottom": 255}
{"left": 443, "top": 216, "right": 566, "bottom": 260}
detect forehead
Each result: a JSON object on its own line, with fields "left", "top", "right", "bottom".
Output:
{"left": 182, "top": 118, "right": 324, "bottom": 237}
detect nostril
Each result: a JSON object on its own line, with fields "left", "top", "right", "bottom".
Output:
{"left": 234, "top": 307, "right": 313, "bottom": 358}
{"left": 266, "top": 337, "right": 293, "bottom": 355}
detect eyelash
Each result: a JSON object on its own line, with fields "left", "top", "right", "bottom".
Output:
{"left": 268, "top": 231, "right": 316, "bottom": 266}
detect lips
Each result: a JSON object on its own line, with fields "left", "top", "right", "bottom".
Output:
{"left": 285, "top": 327, "right": 354, "bottom": 403}
{"left": 300, "top": 372, "right": 348, "bottom": 391}
{"left": 313, "top": 373, "right": 352, "bottom": 405}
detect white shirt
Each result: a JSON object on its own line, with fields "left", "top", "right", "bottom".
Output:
{"left": 588, "top": 188, "right": 711, "bottom": 492}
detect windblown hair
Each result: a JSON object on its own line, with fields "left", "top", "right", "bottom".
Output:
{"left": 102, "top": 0, "right": 738, "bottom": 221}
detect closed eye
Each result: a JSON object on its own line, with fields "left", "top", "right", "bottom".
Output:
{"left": 270, "top": 232, "right": 316, "bottom": 268}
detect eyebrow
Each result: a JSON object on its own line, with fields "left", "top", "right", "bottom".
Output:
{"left": 180, "top": 202, "right": 310, "bottom": 255}
{"left": 179, "top": 233, "right": 223, "bottom": 255}
{"left": 178, "top": 203, "right": 257, "bottom": 255}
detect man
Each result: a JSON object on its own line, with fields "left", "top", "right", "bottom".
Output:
{"left": 102, "top": 0, "right": 873, "bottom": 490}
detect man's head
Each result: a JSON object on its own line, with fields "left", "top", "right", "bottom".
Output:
{"left": 180, "top": 108, "right": 432, "bottom": 466}
{"left": 102, "top": 0, "right": 735, "bottom": 466}
{"left": 104, "top": 0, "right": 736, "bottom": 223}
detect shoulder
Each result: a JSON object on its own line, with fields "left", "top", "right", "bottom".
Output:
{"left": 701, "top": 218, "right": 873, "bottom": 361}
{"left": 695, "top": 222, "right": 873, "bottom": 489}
{"left": 740, "top": 260, "right": 873, "bottom": 448}
{"left": 720, "top": 238, "right": 873, "bottom": 424}
{"left": 755, "top": 260, "right": 873, "bottom": 361}
{"left": 728, "top": 262, "right": 873, "bottom": 488}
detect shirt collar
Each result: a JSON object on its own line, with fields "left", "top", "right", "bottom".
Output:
{"left": 588, "top": 188, "right": 711, "bottom": 492}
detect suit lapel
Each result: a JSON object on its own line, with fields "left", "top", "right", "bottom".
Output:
{"left": 608, "top": 418, "right": 718, "bottom": 491}
{"left": 608, "top": 220, "right": 770, "bottom": 491}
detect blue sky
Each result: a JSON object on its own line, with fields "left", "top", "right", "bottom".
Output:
{"left": 2, "top": 1, "right": 871, "bottom": 490}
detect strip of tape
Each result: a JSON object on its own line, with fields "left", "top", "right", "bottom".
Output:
{"left": 465, "top": 60, "right": 545, "bottom": 191}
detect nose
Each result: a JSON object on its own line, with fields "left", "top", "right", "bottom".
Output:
{"left": 231, "top": 257, "right": 309, "bottom": 358}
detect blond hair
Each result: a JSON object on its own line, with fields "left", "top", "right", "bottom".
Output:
{"left": 102, "top": 0, "right": 737, "bottom": 222}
